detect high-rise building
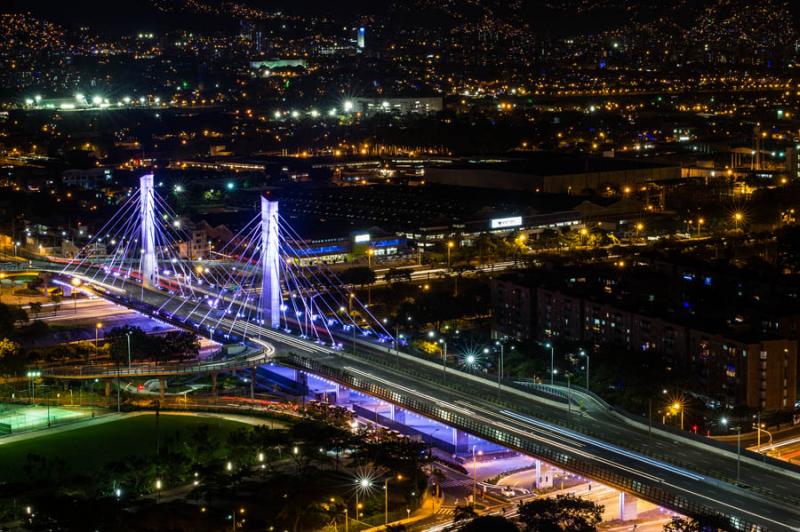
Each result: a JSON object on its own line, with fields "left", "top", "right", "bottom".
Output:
{"left": 357, "top": 26, "right": 366, "bottom": 49}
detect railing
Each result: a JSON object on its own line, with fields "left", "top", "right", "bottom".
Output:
{"left": 285, "top": 352, "right": 768, "bottom": 532}
{"left": 41, "top": 348, "right": 270, "bottom": 379}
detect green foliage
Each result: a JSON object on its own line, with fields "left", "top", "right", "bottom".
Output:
{"left": 517, "top": 494, "right": 603, "bottom": 531}
{"left": 0, "top": 337, "right": 24, "bottom": 373}
{"left": 28, "top": 302, "right": 42, "bottom": 318}
{"left": 106, "top": 326, "right": 199, "bottom": 362}
{"left": 0, "top": 302, "right": 28, "bottom": 338}
{"left": 453, "top": 504, "right": 477, "bottom": 522}
{"left": 462, "top": 515, "right": 519, "bottom": 531}
{"left": 662, "top": 514, "right": 731, "bottom": 532}
{"left": 340, "top": 266, "right": 377, "bottom": 286}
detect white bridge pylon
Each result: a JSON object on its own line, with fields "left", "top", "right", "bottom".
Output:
{"left": 261, "top": 196, "right": 281, "bottom": 329}
{"left": 140, "top": 173, "right": 158, "bottom": 289}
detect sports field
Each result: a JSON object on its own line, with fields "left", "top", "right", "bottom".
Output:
{"left": 0, "top": 404, "right": 92, "bottom": 434}
{"left": 0, "top": 413, "right": 248, "bottom": 482}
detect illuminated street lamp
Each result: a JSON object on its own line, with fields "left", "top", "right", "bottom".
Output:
{"left": 720, "top": 417, "right": 742, "bottom": 483}
{"left": 733, "top": 212, "right": 744, "bottom": 231}
{"left": 355, "top": 477, "right": 372, "bottom": 519}
{"left": 384, "top": 474, "right": 403, "bottom": 525}
{"left": 471, "top": 446, "right": 482, "bottom": 505}
{"left": 447, "top": 241, "right": 454, "bottom": 269}
{"left": 579, "top": 348, "right": 590, "bottom": 390}
{"left": 544, "top": 342, "right": 555, "bottom": 385}
{"left": 669, "top": 400, "right": 685, "bottom": 430}
{"left": 95, "top": 322, "right": 103, "bottom": 355}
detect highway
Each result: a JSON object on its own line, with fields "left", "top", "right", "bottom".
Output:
{"left": 12, "top": 261, "right": 800, "bottom": 531}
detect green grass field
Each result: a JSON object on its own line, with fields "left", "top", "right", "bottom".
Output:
{"left": 0, "top": 414, "right": 247, "bottom": 482}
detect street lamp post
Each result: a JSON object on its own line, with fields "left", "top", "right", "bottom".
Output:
{"left": 439, "top": 338, "right": 448, "bottom": 380}
{"left": 721, "top": 417, "right": 742, "bottom": 483}
{"left": 566, "top": 373, "right": 572, "bottom": 414}
{"left": 385, "top": 474, "right": 402, "bottom": 525}
{"left": 70, "top": 278, "right": 81, "bottom": 313}
{"left": 545, "top": 342, "right": 555, "bottom": 385}
{"left": 126, "top": 331, "right": 132, "bottom": 371}
{"left": 579, "top": 348, "right": 590, "bottom": 390}
{"left": 355, "top": 478, "right": 370, "bottom": 521}
{"left": 95, "top": 322, "right": 103, "bottom": 356}
{"left": 447, "top": 241, "right": 454, "bottom": 270}
{"left": 471, "top": 445, "right": 482, "bottom": 505}
{"left": 116, "top": 362, "right": 121, "bottom": 413}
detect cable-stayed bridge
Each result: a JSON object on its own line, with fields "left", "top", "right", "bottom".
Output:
{"left": 9, "top": 175, "right": 800, "bottom": 531}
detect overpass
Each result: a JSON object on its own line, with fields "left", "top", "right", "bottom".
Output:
{"left": 16, "top": 260, "right": 799, "bottom": 531}
{"left": 7, "top": 175, "right": 800, "bottom": 531}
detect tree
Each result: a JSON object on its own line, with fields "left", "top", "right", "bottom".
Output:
{"left": 29, "top": 302, "right": 42, "bottom": 319}
{"left": 453, "top": 504, "right": 477, "bottom": 522}
{"left": 158, "top": 331, "right": 200, "bottom": 362}
{"left": 663, "top": 517, "right": 700, "bottom": 532}
{"left": 49, "top": 294, "right": 62, "bottom": 315}
{"left": 518, "top": 495, "right": 603, "bottom": 531}
{"left": 0, "top": 337, "right": 23, "bottom": 373}
{"left": 462, "top": 515, "right": 519, "bottom": 532}
{"left": 340, "top": 266, "right": 376, "bottom": 287}
{"left": 106, "top": 326, "right": 150, "bottom": 362}
{"left": 0, "top": 302, "right": 28, "bottom": 338}
{"left": 662, "top": 514, "right": 731, "bottom": 532}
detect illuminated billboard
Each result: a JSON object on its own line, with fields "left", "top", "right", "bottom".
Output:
{"left": 490, "top": 216, "right": 522, "bottom": 229}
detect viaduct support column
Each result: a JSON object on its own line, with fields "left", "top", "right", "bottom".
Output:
{"left": 211, "top": 372, "right": 218, "bottom": 400}
{"left": 139, "top": 174, "right": 158, "bottom": 289}
{"left": 619, "top": 492, "right": 638, "bottom": 521}
{"left": 159, "top": 378, "right": 166, "bottom": 400}
{"left": 452, "top": 429, "right": 469, "bottom": 454}
{"left": 250, "top": 367, "right": 256, "bottom": 399}
{"left": 533, "top": 460, "right": 554, "bottom": 490}
{"left": 336, "top": 384, "right": 351, "bottom": 404}
{"left": 260, "top": 197, "right": 280, "bottom": 329}
{"left": 392, "top": 406, "right": 406, "bottom": 424}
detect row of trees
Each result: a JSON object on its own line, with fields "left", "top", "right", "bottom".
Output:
{"left": 456, "top": 511, "right": 727, "bottom": 532}
{"left": 454, "top": 494, "right": 603, "bottom": 531}
{"left": 105, "top": 326, "right": 200, "bottom": 363}
{"left": 7, "top": 416, "right": 429, "bottom": 531}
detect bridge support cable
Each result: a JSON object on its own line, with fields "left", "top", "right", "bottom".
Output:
{"left": 276, "top": 216, "right": 393, "bottom": 340}
{"left": 59, "top": 190, "right": 141, "bottom": 278}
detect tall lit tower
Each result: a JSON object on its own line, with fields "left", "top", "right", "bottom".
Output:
{"left": 357, "top": 26, "right": 366, "bottom": 49}
{"left": 261, "top": 196, "right": 280, "bottom": 328}
{"left": 139, "top": 173, "right": 158, "bottom": 289}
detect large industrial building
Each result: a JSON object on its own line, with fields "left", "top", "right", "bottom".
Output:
{"left": 424, "top": 153, "right": 681, "bottom": 194}
{"left": 349, "top": 96, "right": 443, "bottom": 116}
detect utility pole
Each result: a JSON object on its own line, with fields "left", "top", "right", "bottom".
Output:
{"left": 126, "top": 332, "right": 132, "bottom": 371}
{"left": 116, "top": 363, "right": 121, "bottom": 413}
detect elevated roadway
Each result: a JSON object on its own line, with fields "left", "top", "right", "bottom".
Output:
{"left": 10, "top": 261, "right": 800, "bottom": 531}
